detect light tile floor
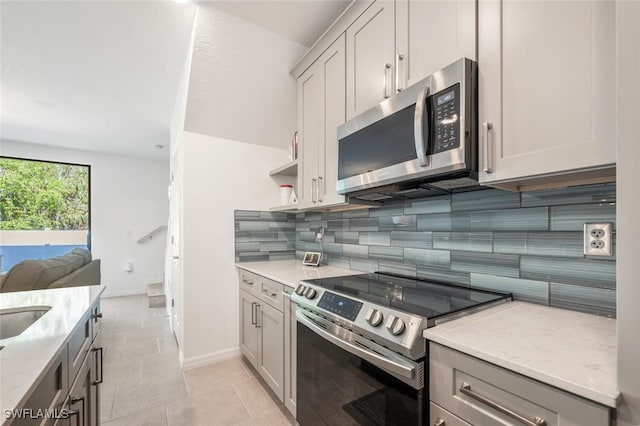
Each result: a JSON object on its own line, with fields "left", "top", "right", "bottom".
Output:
{"left": 100, "top": 295, "right": 294, "bottom": 426}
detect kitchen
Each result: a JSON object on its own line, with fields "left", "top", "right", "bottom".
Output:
{"left": 1, "top": 0, "right": 639, "bottom": 425}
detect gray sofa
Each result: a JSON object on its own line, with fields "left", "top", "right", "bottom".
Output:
{"left": 0, "top": 248, "right": 101, "bottom": 293}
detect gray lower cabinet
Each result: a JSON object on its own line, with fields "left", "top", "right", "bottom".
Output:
{"left": 429, "top": 342, "right": 610, "bottom": 426}
{"left": 16, "top": 298, "right": 103, "bottom": 426}
{"left": 238, "top": 271, "right": 284, "bottom": 402}
{"left": 283, "top": 287, "right": 296, "bottom": 416}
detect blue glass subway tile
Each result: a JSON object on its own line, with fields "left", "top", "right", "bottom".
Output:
{"left": 248, "top": 232, "right": 281, "bottom": 242}
{"left": 308, "top": 220, "right": 329, "bottom": 230}
{"left": 321, "top": 243, "right": 343, "bottom": 256}
{"left": 269, "top": 252, "right": 296, "bottom": 261}
{"left": 351, "top": 258, "right": 380, "bottom": 273}
{"left": 296, "top": 221, "right": 311, "bottom": 231}
{"left": 390, "top": 231, "right": 433, "bottom": 249}
{"left": 525, "top": 232, "right": 584, "bottom": 257}
{"left": 258, "top": 241, "right": 290, "bottom": 252}
{"left": 369, "top": 246, "right": 403, "bottom": 262}
{"left": 492, "top": 232, "right": 527, "bottom": 254}
{"left": 379, "top": 215, "right": 418, "bottom": 231}
{"left": 235, "top": 231, "right": 251, "bottom": 242}
{"left": 350, "top": 218, "right": 380, "bottom": 232}
{"left": 238, "top": 221, "right": 270, "bottom": 232}
{"left": 452, "top": 189, "right": 520, "bottom": 212}
{"left": 416, "top": 267, "right": 470, "bottom": 285}
{"left": 416, "top": 212, "right": 470, "bottom": 231}
{"left": 235, "top": 210, "right": 261, "bottom": 220}
{"left": 298, "top": 231, "right": 317, "bottom": 242}
{"left": 235, "top": 242, "right": 261, "bottom": 253}
{"left": 295, "top": 212, "right": 306, "bottom": 220}
{"left": 403, "top": 248, "right": 450, "bottom": 269}
{"left": 238, "top": 253, "right": 270, "bottom": 262}
{"left": 470, "top": 207, "right": 549, "bottom": 231}
{"left": 520, "top": 256, "right": 616, "bottom": 288}
{"left": 321, "top": 212, "right": 344, "bottom": 220}
{"left": 295, "top": 250, "right": 306, "bottom": 260}
{"left": 403, "top": 196, "right": 451, "bottom": 215}
{"left": 343, "top": 209, "right": 371, "bottom": 219}
{"left": 433, "top": 232, "right": 493, "bottom": 253}
{"left": 304, "top": 242, "right": 321, "bottom": 252}
{"left": 295, "top": 241, "right": 305, "bottom": 251}
{"left": 334, "top": 231, "right": 360, "bottom": 245}
{"left": 304, "top": 212, "right": 323, "bottom": 221}
{"left": 451, "top": 252, "right": 520, "bottom": 277}
{"left": 470, "top": 273, "right": 549, "bottom": 304}
{"left": 342, "top": 244, "right": 369, "bottom": 259}
{"left": 369, "top": 204, "right": 405, "bottom": 218}
{"left": 521, "top": 184, "right": 616, "bottom": 207}
{"left": 326, "top": 220, "right": 350, "bottom": 231}
{"left": 268, "top": 221, "right": 295, "bottom": 231}
{"left": 378, "top": 261, "right": 417, "bottom": 277}
{"left": 550, "top": 203, "right": 616, "bottom": 231}
{"left": 278, "top": 232, "right": 296, "bottom": 241}
{"left": 259, "top": 211, "right": 289, "bottom": 221}
{"left": 359, "top": 232, "right": 391, "bottom": 246}
{"left": 549, "top": 282, "right": 616, "bottom": 317}
{"left": 326, "top": 255, "right": 351, "bottom": 269}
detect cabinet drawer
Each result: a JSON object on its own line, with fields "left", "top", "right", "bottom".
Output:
{"left": 257, "top": 278, "right": 284, "bottom": 312}
{"left": 68, "top": 312, "right": 92, "bottom": 385}
{"left": 239, "top": 270, "right": 258, "bottom": 296}
{"left": 430, "top": 402, "right": 471, "bottom": 426}
{"left": 429, "top": 343, "right": 610, "bottom": 426}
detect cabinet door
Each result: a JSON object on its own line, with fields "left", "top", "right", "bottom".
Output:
{"left": 478, "top": 0, "right": 616, "bottom": 185}
{"left": 283, "top": 291, "right": 297, "bottom": 416}
{"left": 319, "top": 33, "right": 347, "bottom": 207}
{"left": 67, "top": 355, "right": 93, "bottom": 426}
{"left": 257, "top": 301, "right": 284, "bottom": 402}
{"left": 346, "top": 0, "right": 395, "bottom": 119}
{"left": 395, "top": 0, "right": 476, "bottom": 90}
{"left": 297, "top": 62, "right": 322, "bottom": 209}
{"left": 239, "top": 290, "right": 259, "bottom": 368}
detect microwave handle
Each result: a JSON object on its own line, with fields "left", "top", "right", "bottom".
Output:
{"left": 414, "top": 86, "right": 430, "bottom": 167}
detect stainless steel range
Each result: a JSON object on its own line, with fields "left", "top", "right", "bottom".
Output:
{"left": 291, "top": 272, "right": 511, "bottom": 426}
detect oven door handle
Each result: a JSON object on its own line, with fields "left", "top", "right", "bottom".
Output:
{"left": 296, "top": 310, "right": 416, "bottom": 380}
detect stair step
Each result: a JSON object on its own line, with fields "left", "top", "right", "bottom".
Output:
{"left": 146, "top": 281, "right": 165, "bottom": 307}
{"left": 148, "top": 294, "right": 166, "bottom": 308}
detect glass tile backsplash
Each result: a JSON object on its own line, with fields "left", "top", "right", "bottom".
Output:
{"left": 235, "top": 183, "right": 616, "bottom": 317}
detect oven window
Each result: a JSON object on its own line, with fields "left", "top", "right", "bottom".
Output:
{"left": 297, "top": 321, "right": 424, "bottom": 425}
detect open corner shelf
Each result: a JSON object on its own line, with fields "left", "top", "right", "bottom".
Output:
{"left": 269, "top": 160, "right": 298, "bottom": 177}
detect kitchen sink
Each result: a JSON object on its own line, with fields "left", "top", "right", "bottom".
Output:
{"left": 0, "top": 306, "right": 51, "bottom": 340}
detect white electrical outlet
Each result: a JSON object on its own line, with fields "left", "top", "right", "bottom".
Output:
{"left": 584, "top": 223, "right": 613, "bottom": 256}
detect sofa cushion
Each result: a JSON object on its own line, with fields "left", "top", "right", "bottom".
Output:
{"left": 0, "top": 253, "right": 85, "bottom": 292}
{"left": 70, "top": 247, "right": 92, "bottom": 265}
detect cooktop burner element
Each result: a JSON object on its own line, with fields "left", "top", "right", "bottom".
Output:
{"left": 291, "top": 272, "right": 511, "bottom": 360}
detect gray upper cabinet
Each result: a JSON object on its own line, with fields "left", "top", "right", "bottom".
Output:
{"left": 298, "top": 34, "right": 347, "bottom": 209}
{"left": 346, "top": 0, "right": 476, "bottom": 119}
{"left": 478, "top": 0, "right": 616, "bottom": 189}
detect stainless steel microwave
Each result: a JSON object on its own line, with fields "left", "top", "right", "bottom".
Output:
{"left": 336, "top": 58, "right": 478, "bottom": 199}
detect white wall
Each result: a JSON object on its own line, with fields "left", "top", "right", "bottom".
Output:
{"left": 616, "top": 1, "right": 640, "bottom": 425}
{"left": 180, "top": 132, "right": 288, "bottom": 365}
{"left": 183, "top": 4, "right": 307, "bottom": 150}
{"left": 0, "top": 140, "right": 169, "bottom": 297}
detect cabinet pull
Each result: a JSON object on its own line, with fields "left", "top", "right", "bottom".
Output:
{"left": 70, "top": 396, "right": 85, "bottom": 426}
{"left": 251, "top": 302, "right": 257, "bottom": 325}
{"left": 459, "top": 382, "right": 547, "bottom": 426}
{"left": 91, "top": 312, "right": 103, "bottom": 320}
{"left": 66, "top": 409, "right": 80, "bottom": 426}
{"left": 433, "top": 418, "right": 445, "bottom": 426}
{"left": 262, "top": 288, "right": 277, "bottom": 298}
{"left": 92, "top": 347, "right": 104, "bottom": 384}
{"left": 482, "top": 122, "right": 494, "bottom": 173}
{"left": 317, "top": 176, "right": 323, "bottom": 203}
{"left": 311, "top": 178, "right": 317, "bottom": 203}
{"left": 396, "top": 54, "right": 405, "bottom": 92}
{"left": 256, "top": 304, "right": 261, "bottom": 328}
{"left": 384, "top": 63, "right": 392, "bottom": 99}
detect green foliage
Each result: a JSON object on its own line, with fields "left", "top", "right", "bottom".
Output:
{"left": 0, "top": 158, "right": 89, "bottom": 230}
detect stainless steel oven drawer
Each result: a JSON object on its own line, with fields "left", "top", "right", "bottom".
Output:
{"left": 429, "top": 342, "right": 610, "bottom": 426}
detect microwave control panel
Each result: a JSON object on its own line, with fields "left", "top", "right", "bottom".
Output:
{"left": 429, "top": 83, "right": 461, "bottom": 154}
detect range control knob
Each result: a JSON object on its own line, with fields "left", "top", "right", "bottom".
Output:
{"left": 304, "top": 287, "right": 317, "bottom": 300}
{"left": 365, "top": 308, "right": 384, "bottom": 327}
{"left": 385, "top": 315, "right": 406, "bottom": 336}
{"left": 295, "top": 284, "right": 306, "bottom": 296}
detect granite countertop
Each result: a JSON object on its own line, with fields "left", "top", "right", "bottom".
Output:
{"left": 424, "top": 301, "right": 618, "bottom": 408}
{"left": 0, "top": 285, "right": 105, "bottom": 417}
{"left": 236, "top": 259, "right": 361, "bottom": 288}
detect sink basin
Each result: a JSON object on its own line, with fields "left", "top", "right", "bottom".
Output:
{"left": 0, "top": 306, "right": 51, "bottom": 340}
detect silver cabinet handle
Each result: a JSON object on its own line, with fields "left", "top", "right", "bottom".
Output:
{"left": 317, "top": 176, "right": 323, "bottom": 203}
{"left": 384, "top": 63, "right": 392, "bottom": 99}
{"left": 434, "top": 418, "right": 445, "bottom": 426}
{"left": 396, "top": 54, "right": 405, "bottom": 92}
{"left": 414, "top": 86, "right": 430, "bottom": 167}
{"left": 459, "top": 382, "right": 547, "bottom": 426}
{"left": 251, "top": 301, "right": 256, "bottom": 325}
{"left": 482, "top": 122, "right": 494, "bottom": 173}
{"left": 255, "top": 304, "right": 261, "bottom": 328}
{"left": 262, "top": 288, "right": 277, "bottom": 298}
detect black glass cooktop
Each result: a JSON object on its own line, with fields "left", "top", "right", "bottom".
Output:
{"left": 301, "top": 272, "right": 511, "bottom": 325}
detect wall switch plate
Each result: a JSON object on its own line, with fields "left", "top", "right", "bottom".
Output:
{"left": 584, "top": 223, "right": 613, "bottom": 256}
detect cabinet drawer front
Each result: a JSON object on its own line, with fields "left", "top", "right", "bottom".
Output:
{"left": 257, "top": 278, "right": 284, "bottom": 312}
{"left": 239, "top": 270, "right": 258, "bottom": 295}
{"left": 430, "top": 402, "right": 472, "bottom": 426}
{"left": 68, "top": 313, "right": 92, "bottom": 385}
{"left": 429, "top": 343, "right": 610, "bottom": 426}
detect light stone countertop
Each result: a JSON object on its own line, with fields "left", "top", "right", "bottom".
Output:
{"left": 0, "top": 285, "right": 105, "bottom": 419}
{"left": 424, "top": 301, "right": 619, "bottom": 408}
{"left": 236, "top": 259, "right": 362, "bottom": 288}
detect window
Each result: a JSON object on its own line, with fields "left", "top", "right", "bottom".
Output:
{"left": 0, "top": 156, "right": 91, "bottom": 271}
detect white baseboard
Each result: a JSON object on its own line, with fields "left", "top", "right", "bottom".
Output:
{"left": 101, "top": 288, "right": 146, "bottom": 298}
{"left": 181, "top": 347, "right": 241, "bottom": 370}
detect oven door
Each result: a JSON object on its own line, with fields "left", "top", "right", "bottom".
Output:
{"left": 296, "top": 309, "right": 425, "bottom": 426}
